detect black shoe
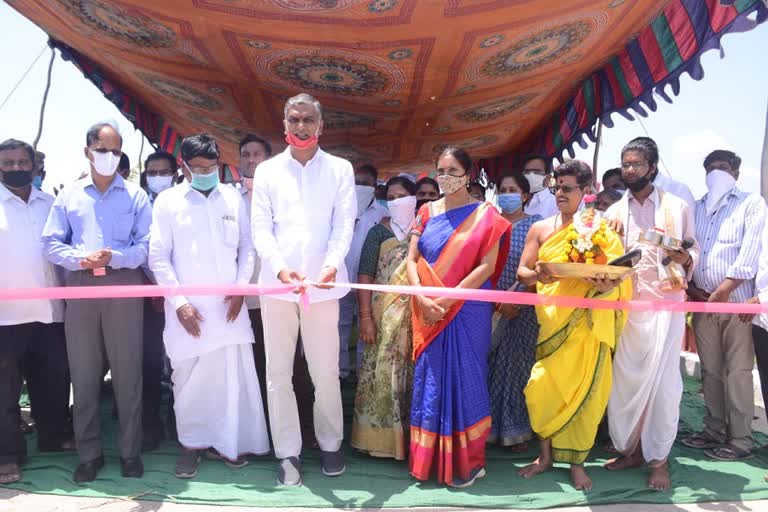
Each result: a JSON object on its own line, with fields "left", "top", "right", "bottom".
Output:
{"left": 73, "top": 456, "right": 105, "bottom": 483}
{"left": 142, "top": 428, "right": 164, "bottom": 453}
{"left": 320, "top": 449, "right": 346, "bottom": 477}
{"left": 277, "top": 457, "right": 302, "bottom": 486}
{"left": 120, "top": 457, "right": 144, "bottom": 478}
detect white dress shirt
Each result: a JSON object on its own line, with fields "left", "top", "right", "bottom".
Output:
{"left": 346, "top": 201, "right": 388, "bottom": 284}
{"left": 149, "top": 181, "right": 255, "bottom": 362}
{"left": 251, "top": 146, "right": 356, "bottom": 303}
{"left": 524, "top": 189, "right": 558, "bottom": 218}
{"left": 0, "top": 183, "right": 63, "bottom": 325}
{"left": 654, "top": 173, "right": 696, "bottom": 208}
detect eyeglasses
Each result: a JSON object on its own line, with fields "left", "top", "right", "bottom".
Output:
{"left": 549, "top": 184, "right": 579, "bottom": 195}
{"left": 90, "top": 147, "right": 122, "bottom": 157}
{"left": 184, "top": 162, "right": 219, "bottom": 174}
{"left": 621, "top": 161, "right": 648, "bottom": 171}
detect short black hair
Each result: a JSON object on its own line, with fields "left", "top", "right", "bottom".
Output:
{"left": 436, "top": 146, "right": 472, "bottom": 175}
{"left": 522, "top": 154, "right": 551, "bottom": 172}
{"left": 0, "top": 138, "right": 35, "bottom": 162}
{"left": 416, "top": 176, "right": 439, "bottom": 193}
{"left": 469, "top": 180, "right": 486, "bottom": 192}
{"left": 622, "top": 137, "right": 659, "bottom": 167}
{"left": 386, "top": 176, "right": 417, "bottom": 196}
{"left": 553, "top": 160, "right": 593, "bottom": 188}
{"left": 495, "top": 170, "right": 530, "bottom": 195}
{"left": 119, "top": 153, "right": 130, "bottom": 170}
{"left": 356, "top": 164, "right": 378, "bottom": 182}
{"left": 181, "top": 133, "right": 219, "bottom": 162}
{"left": 704, "top": 149, "right": 741, "bottom": 170}
{"left": 86, "top": 122, "right": 122, "bottom": 147}
{"left": 601, "top": 168, "right": 622, "bottom": 186}
{"left": 239, "top": 133, "right": 272, "bottom": 157}
{"left": 144, "top": 151, "right": 177, "bottom": 172}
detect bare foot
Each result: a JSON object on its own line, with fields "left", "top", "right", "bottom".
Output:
{"left": 604, "top": 454, "right": 644, "bottom": 471}
{"left": 647, "top": 462, "right": 671, "bottom": 491}
{"left": 518, "top": 457, "right": 553, "bottom": 479}
{"left": 570, "top": 464, "right": 593, "bottom": 490}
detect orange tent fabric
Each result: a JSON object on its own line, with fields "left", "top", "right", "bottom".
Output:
{"left": 8, "top": 0, "right": 767, "bottom": 175}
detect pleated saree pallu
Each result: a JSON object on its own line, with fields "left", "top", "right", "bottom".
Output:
{"left": 524, "top": 224, "right": 632, "bottom": 464}
{"left": 408, "top": 201, "right": 510, "bottom": 486}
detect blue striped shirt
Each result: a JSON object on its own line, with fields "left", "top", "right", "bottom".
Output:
{"left": 693, "top": 187, "right": 766, "bottom": 303}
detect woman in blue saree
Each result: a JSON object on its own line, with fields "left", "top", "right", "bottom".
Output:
{"left": 405, "top": 147, "right": 510, "bottom": 488}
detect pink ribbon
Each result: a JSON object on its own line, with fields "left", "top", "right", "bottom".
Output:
{"left": 0, "top": 281, "right": 766, "bottom": 315}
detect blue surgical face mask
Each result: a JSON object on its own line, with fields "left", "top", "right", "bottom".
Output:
{"left": 497, "top": 193, "right": 523, "bottom": 213}
{"left": 32, "top": 175, "right": 43, "bottom": 190}
{"left": 190, "top": 169, "right": 219, "bottom": 191}
{"left": 377, "top": 198, "right": 388, "bottom": 209}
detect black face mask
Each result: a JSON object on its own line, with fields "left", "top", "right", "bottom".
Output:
{"left": 625, "top": 170, "right": 656, "bottom": 193}
{"left": 2, "top": 170, "right": 34, "bottom": 188}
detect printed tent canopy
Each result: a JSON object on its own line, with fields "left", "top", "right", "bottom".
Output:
{"left": 8, "top": 0, "right": 767, "bottom": 177}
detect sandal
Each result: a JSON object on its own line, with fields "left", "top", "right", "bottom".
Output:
{"left": 705, "top": 445, "right": 753, "bottom": 462}
{"left": 681, "top": 431, "right": 723, "bottom": 450}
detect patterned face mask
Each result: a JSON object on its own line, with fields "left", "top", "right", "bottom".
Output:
{"left": 436, "top": 174, "right": 466, "bottom": 196}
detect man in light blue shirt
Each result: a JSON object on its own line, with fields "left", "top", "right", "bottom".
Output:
{"left": 42, "top": 122, "right": 152, "bottom": 483}
{"left": 683, "top": 149, "right": 766, "bottom": 462}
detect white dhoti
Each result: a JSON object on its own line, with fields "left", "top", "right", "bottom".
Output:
{"left": 171, "top": 343, "right": 270, "bottom": 460}
{"left": 608, "top": 309, "right": 685, "bottom": 463}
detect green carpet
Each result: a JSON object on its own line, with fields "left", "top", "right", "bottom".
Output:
{"left": 7, "top": 378, "right": 768, "bottom": 509}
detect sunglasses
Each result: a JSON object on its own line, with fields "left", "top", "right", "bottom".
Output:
{"left": 549, "top": 184, "right": 580, "bottom": 195}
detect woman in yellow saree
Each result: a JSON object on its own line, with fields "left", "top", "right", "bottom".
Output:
{"left": 517, "top": 160, "right": 632, "bottom": 490}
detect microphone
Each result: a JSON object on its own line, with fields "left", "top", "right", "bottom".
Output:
{"left": 662, "top": 238, "right": 694, "bottom": 266}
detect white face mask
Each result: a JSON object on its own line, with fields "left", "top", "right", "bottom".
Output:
{"left": 90, "top": 151, "right": 121, "bottom": 177}
{"left": 387, "top": 195, "right": 417, "bottom": 241}
{"left": 355, "top": 185, "right": 375, "bottom": 218}
{"left": 704, "top": 169, "right": 736, "bottom": 213}
{"left": 147, "top": 175, "right": 173, "bottom": 195}
{"left": 523, "top": 172, "right": 546, "bottom": 194}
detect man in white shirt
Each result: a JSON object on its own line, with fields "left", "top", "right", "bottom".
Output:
{"left": 237, "top": 133, "right": 316, "bottom": 448}
{"left": 251, "top": 93, "right": 356, "bottom": 486}
{"left": 521, "top": 155, "right": 558, "bottom": 218}
{"left": 0, "top": 139, "right": 73, "bottom": 484}
{"left": 339, "top": 163, "right": 387, "bottom": 379}
{"left": 149, "top": 133, "right": 269, "bottom": 479}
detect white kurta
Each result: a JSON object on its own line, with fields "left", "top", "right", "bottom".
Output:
{"left": 148, "top": 181, "right": 268, "bottom": 457}
{"left": 524, "top": 189, "right": 558, "bottom": 219}
{"left": 250, "top": 147, "right": 356, "bottom": 303}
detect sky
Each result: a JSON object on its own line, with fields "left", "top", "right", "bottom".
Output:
{"left": 0, "top": 2, "right": 766, "bottom": 199}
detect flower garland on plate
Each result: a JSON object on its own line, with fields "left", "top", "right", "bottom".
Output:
{"left": 558, "top": 194, "right": 610, "bottom": 264}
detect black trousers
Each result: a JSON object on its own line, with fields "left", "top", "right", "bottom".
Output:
{"left": 0, "top": 322, "right": 71, "bottom": 464}
{"left": 248, "top": 308, "right": 315, "bottom": 446}
{"left": 752, "top": 325, "right": 768, "bottom": 415}
{"left": 142, "top": 299, "right": 166, "bottom": 441}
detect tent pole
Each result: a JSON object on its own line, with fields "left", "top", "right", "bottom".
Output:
{"left": 592, "top": 119, "right": 603, "bottom": 190}
{"left": 761, "top": 99, "right": 768, "bottom": 200}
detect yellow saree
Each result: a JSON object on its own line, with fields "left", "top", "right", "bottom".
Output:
{"left": 524, "top": 224, "right": 632, "bottom": 464}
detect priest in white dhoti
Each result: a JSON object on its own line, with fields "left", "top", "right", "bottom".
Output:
{"left": 251, "top": 93, "right": 356, "bottom": 487}
{"left": 149, "top": 133, "right": 269, "bottom": 479}
{"left": 604, "top": 137, "right": 698, "bottom": 491}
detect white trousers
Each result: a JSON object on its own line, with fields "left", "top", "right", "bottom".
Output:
{"left": 261, "top": 297, "right": 344, "bottom": 459}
